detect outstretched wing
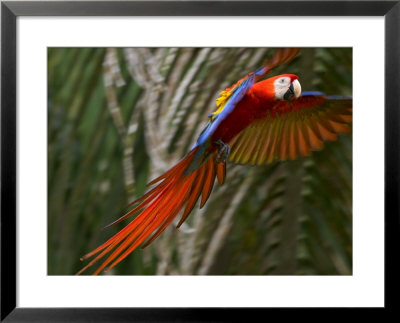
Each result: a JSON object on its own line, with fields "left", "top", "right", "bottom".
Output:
{"left": 228, "top": 93, "right": 352, "bottom": 165}
{"left": 195, "top": 48, "right": 300, "bottom": 147}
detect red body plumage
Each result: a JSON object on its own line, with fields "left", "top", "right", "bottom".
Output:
{"left": 78, "top": 49, "right": 352, "bottom": 275}
{"left": 211, "top": 74, "right": 298, "bottom": 144}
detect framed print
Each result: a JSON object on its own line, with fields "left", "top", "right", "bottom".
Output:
{"left": 1, "top": 1, "right": 399, "bottom": 321}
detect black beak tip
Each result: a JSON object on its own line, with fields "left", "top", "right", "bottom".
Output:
{"left": 283, "top": 83, "right": 295, "bottom": 100}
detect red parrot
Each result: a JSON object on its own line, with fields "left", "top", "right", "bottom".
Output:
{"left": 78, "top": 48, "right": 352, "bottom": 275}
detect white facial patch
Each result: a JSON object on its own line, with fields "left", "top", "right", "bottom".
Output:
{"left": 274, "top": 77, "right": 302, "bottom": 100}
{"left": 274, "top": 77, "right": 291, "bottom": 100}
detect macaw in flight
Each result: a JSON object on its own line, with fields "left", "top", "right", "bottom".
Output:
{"left": 78, "top": 48, "right": 352, "bottom": 275}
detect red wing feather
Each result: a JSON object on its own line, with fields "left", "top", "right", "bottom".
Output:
{"left": 216, "top": 161, "right": 226, "bottom": 185}
{"left": 228, "top": 96, "right": 352, "bottom": 165}
{"left": 78, "top": 149, "right": 225, "bottom": 275}
{"left": 200, "top": 157, "right": 217, "bottom": 208}
{"left": 177, "top": 164, "right": 207, "bottom": 228}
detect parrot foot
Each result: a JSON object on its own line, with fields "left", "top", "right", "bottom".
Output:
{"left": 215, "top": 140, "right": 230, "bottom": 163}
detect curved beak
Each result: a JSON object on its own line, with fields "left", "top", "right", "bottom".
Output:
{"left": 284, "top": 79, "right": 301, "bottom": 100}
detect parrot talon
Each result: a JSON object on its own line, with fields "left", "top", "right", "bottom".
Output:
{"left": 215, "top": 140, "right": 230, "bottom": 163}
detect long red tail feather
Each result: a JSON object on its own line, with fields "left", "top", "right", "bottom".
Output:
{"left": 77, "top": 147, "right": 225, "bottom": 275}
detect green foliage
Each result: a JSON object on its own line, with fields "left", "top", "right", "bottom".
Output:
{"left": 48, "top": 48, "right": 352, "bottom": 275}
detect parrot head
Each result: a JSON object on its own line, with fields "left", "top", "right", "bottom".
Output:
{"left": 252, "top": 74, "right": 301, "bottom": 103}
{"left": 272, "top": 74, "right": 301, "bottom": 101}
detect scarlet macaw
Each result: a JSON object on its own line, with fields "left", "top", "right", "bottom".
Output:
{"left": 78, "top": 48, "right": 352, "bottom": 275}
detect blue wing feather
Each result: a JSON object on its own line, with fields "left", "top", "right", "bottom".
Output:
{"left": 193, "top": 74, "right": 256, "bottom": 148}
{"left": 301, "top": 91, "right": 325, "bottom": 97}
{"left": 301, "top": 91, "right": 351, "bottom": 101}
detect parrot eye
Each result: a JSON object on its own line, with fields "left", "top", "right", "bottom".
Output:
{"left": 273, "top": 76, "right": 292, "bottom": 100}
{"left": 273, "top": 77, "right": 301, "bottom": 101}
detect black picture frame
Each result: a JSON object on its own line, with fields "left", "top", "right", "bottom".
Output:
{"left": 1, "top": 1, "right": 399, "bottom": 321}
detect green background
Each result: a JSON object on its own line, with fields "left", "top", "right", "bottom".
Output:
{"left": 48, "top": 48, "right": 352, "bottom": 275}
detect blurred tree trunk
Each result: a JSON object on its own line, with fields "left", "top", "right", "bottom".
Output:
{"left": 48, "top": 47, "right": 352, "bottom": 276}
